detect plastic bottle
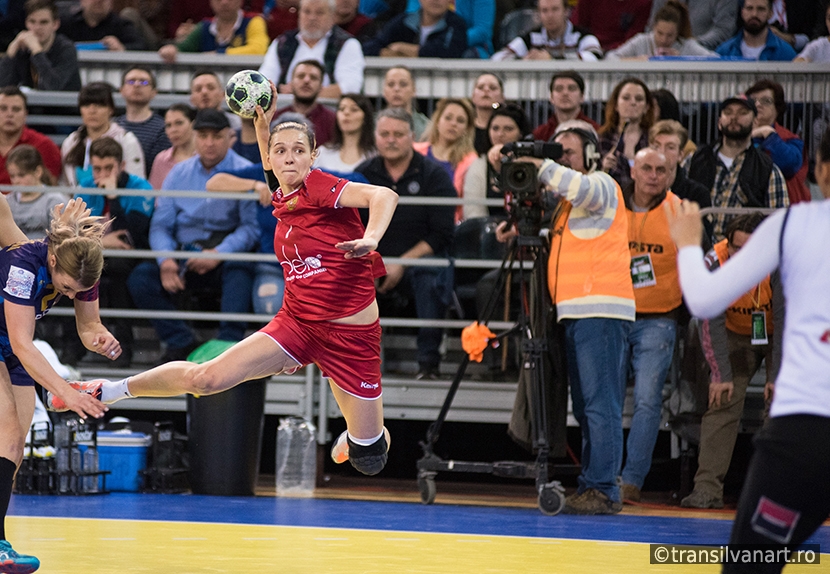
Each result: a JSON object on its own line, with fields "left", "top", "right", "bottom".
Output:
{"left": 83, "top": 446, "right": 99, "bottom": 493}
{"left": 69, "top": 446, "right": 81, "bottom": 493}
{"left": 275, "top": 417, "right": 316, "bottom": 497}
{"left": 55, "top": 420, "right": 73, "bottom": 494}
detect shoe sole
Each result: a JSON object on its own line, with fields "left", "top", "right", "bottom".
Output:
{"left": 0, "top": 560, "right": 40, "bottom": 574}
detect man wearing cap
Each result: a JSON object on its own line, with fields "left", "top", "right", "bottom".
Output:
{"left": 127, "top": 108, "right": 260, "bottom": 364}
{"left": 687, "top": 94, "right": 788, "bottom": 242}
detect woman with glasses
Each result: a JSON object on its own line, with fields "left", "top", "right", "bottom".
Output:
{"left": 745, "top": 79, "right": 811, "bottom": 204}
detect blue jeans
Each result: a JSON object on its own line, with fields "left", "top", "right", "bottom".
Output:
{"left": 252, "top": 263, "right": 285, "bottom": 315}
{"left": 127, "top": 260, "right": 251, "bottom": 349}
{"left": 621, "top": 317, "right": 677, "bottom": 489}
{"left": 407, "top": 265, "right": 452, "bottom": 369}
{"left": 563, "top": 317, "right": 631, "bottom": 503}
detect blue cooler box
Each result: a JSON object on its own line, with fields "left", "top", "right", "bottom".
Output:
{"left": 97, "top": 431, "right": 151, "bottom": 492}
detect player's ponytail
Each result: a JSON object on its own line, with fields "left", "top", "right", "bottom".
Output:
{"left": 46, "top": 211, "right": 109, "bottom": 289}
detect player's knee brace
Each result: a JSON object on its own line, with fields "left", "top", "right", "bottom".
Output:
{"left": 347, "top": 434, "right": 388, "bottom": 476}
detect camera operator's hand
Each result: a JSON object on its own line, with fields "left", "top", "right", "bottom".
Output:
{"left": 495, "top": 220, "right": 517, "bottom": 244}
{"left": 487, "top": 143, "right": 507, "bottom": 170}
{"left": 514, "top": 156, "right": 544, "bottom": 168}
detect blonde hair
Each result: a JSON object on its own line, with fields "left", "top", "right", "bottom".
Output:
{"left": 46, "top": 211, "right": 109, "bottom": 289}
{"left": 423, "top": 98, "right": 476, "bottom": 167}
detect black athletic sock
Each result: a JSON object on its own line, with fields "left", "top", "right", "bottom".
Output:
{"left": 0, "top": 456, "right": 16, "bottom": 541}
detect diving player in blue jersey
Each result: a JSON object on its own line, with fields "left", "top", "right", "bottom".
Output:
{"left": 0, "top": 197, "right": 112, "bottom": 574}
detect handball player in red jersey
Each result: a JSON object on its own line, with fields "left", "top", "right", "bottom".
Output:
{"left": 49, "top": 82, "right": 400, "bottom": 476}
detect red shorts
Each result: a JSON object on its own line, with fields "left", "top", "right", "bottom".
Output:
{"left": 259, "top": 309, "right": 382, "bottom": 399}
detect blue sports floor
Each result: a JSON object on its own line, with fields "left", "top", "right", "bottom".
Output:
{"left": 7, "top": 492, "right": 830, "bottom": 573}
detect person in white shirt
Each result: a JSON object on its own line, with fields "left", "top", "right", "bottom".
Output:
{"left": 258, "top": 0, "right": 365, "bottom": 98}
{"left": 665, "top": 126, "right": 830, "bottom": 573}
{"left": 492, "top": 0, "right": 602, "bottom": 61}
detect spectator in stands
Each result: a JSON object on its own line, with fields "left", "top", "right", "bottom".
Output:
{"left": 687, "top": 95, "right": 789, "bottom": 241}
{"left": 618, "top": 147, "right": 681, "bottom": 504}
{"left": 403, "top": 0, "right": 494, "bottom": 57}
{"left": 606, "top": 0, "right": 715, "bottom": 59}
{"left": 335, "top": 0, "right": 377, "bottom": 43}
{"left": 380, "top": 66, "right": 429, "bottom": 140}
{"left": 768, "top": 0, "right": 826, "bottom": 53}
{"left": 533, "top": 70, "right": 599, "bottom": 142}
{"left": 746, "top": 79, "right": 811, "bottom": 204}
{"left": 127, "top": 109, "right": 259, "bottom": 364}
{"left": 680, "top": 213, "right": 784, "bottom": 509}
{"left": 315, "top": 94, "right": 376, "bottom": 172}
{"left": 498, "top": 119, "right": 634, "bottom": 514}
{"left": 158, "top": 0, "right": 269, "bottom": 62}
{"left": 5, "top": 144, "right": 68, "bottom": 239}
{"left": 598, "top": 77, "right": 653, "bottom": 190}
{"left": 149, "top": 104, "right": 197, "bottom": 188}
{"left": 356, "top": 108, "right": 455, "bottom": 380}
{"left": 649, "top": 120, "right": 711, "bottom": 209}
{"left": 571, "top": 0, "right": 651, "bottom": 51}
{"left": 794, "top": 1, "right": 830, "bottom": 61}
{"left": 715, "top": 0, "right": 797, "bottom": 60}
{"left": 116, "top": 66, "right": 170, "bottom": 177}
{"left": 463, "top": 102, "right": 529, "bottom": 220}
{"left": 0, "top": 86, "right": 61, "bottom": 185}
{"left": 259, "top": 0, "right": 365, "bottom": 98}
{"left": 61, "top": 82, "right": 145, "bottom": 187}
{"left": 263, "top": 0, "right": 299, "bottom": 39}
{"left": 648, "top": 0, "right": 739, "bottom": 50}
{"left": 273, "top": 60, "right": 337, "bottom": 146}
{"left": 74, "top": 137, "right": 154, "bottom": 366}
{"left": 114, "top": 0, "right": 168, "bottom": 50}
{"left": 167, "top": 0, "right": 214, "bottom": 43}
{"left": 0, "top": 0, "right": 81, "bottom": 91}
{"left": 470, "top": 73, "right": 505, "bottom": 155}
{"left": 492, "top": 0, "right": 601, "bottom": 61}
{"left": 189, "top": 69, "right": 242, "bottom": 131}
{"left": 363, "top": 0, "right": 468, "bottom": 59}
{"left": 61, "top": 0, "right": 147, "bottom": 50}
{"left": 414, "top": 98, "right": 478, "bottom": 205}
{"left": 0, "top": 0, "right": 26, "bottom": 53}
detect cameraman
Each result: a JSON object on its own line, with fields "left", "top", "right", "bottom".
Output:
{"left": 500, "top": 120, "right": 635, "bottom": 514}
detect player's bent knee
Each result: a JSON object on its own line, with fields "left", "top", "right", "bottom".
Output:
{"left": 347, "top": 434, "right": 388, "bottom": 476}
{"left": 185, "top": 364, "right": 226, "bottom": 396}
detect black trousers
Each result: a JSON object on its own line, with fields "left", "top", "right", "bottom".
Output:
{"left": 724, "top": 415, "right": 830, "bottom": 573}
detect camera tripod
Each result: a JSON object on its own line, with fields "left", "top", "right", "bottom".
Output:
{"left": 416, "top": 225, "right": 568, "bottom": 515}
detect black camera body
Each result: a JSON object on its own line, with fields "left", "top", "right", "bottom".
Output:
{"left": 499, "top": 141, "right": 563, "bottom": 236}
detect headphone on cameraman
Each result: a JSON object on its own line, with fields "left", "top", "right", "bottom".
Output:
{"left": 551, "top": 120, "right": 601, "bottom": 173}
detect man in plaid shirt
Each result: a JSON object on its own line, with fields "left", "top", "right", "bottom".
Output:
{"left": 687, "top": 95, "right": 788, "bottom": 241}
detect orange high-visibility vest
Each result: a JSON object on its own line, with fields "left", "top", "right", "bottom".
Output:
{"left": 628, "top": 191, "right": 682, "bottom": 314}
{"left": 548, "top": 185, "right": 635, "bottom": 320}
{"left": 713, "top": 239, "right": 774, "bottom": 336}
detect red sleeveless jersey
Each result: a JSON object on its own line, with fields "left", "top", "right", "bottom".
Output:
{"left": 271, "top": 170, "right": 384, "bottom": 321}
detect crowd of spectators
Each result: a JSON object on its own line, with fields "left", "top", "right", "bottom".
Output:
{"left": 0, "top": 0, "right": 827, "bottom": 514}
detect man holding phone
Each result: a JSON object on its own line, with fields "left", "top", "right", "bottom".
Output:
{"left": 74, "top": 136, "right": 154, "bottom": 366}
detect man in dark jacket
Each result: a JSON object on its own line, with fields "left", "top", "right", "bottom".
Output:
{"left": 60, "top": 0, "right": 146, "bottom": 50}
{"left": 363, "top": 0, "right": 467, "bottom": 58}
{"left": 356, "top": 107, "right": 456, "bottom": 379}
{"left": 0, "top": 0, "right": 81, "bottom": 91}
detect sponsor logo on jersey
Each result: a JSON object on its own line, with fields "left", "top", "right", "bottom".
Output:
{"left": 360, "top": 381, "right": 379, "bottom": 390}
{"left": 3, "top": 265, "right": 34, "bottom": 299}
{"left": 280, "top": 244, "right": 327, "bottom": 280}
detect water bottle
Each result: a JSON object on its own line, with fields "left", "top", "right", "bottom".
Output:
{"left": 275, "top": 417, "right": 316, "bottom": 497}
{"left": 69, "top": 446, "right": 81, "bottom": 493}
{"left": 83, "top": 446, "right": 99, "bottom": 493}
{"left": 55, "top": 420, "right": 72, "bottom": 493}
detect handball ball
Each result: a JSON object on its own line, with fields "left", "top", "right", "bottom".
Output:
{"left": 225, "top": 70, "right": 272, "bottom": 119}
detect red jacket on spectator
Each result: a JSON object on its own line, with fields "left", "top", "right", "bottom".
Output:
{"left": 571, "top": 0, "right": 651, "bottom": 51}
{"left": 0, "top": 127, "right": 61, "bottom": 185}
{"left": 773, "top": 123, "right": 812, "bottom": 203}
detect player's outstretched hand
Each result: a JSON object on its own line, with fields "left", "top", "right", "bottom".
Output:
{"left": 664, "top": 195, "right": 702, "bottom": 249}
{"left": 53, "top": 198, "right": 91, "bottom": 226}
{"left": 336, "top": 237, "right": 378, "bottom": 259}
{"left": 254, "top": 81, "right": 278, "bottom": 132}
{"left": 59, "top": 387, "right": 108, "bottom": 420}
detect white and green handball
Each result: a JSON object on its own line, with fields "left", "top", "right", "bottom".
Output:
{"left": 225, "top": 70, "right": 273, "bottom": 119}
